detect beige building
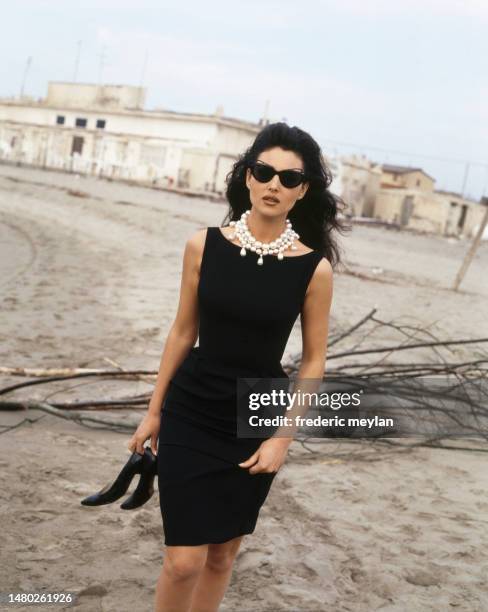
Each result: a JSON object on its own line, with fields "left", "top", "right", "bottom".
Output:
{"left": 373, "top": 187, "right": 485, "bottom": 237}
{"left": 0, "top": 81, "right": 262, "bottom": 194}
{"left": 365, "top": 163, "right": 486, "bottom": 238}
{"left": 380, "top": 164, "right": 436, "bottom": 192}
{"left": 435, "top": 190, "right": 487, "bottom": 238}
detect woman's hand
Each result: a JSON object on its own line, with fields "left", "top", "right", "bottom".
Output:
{"left": 127, "top": 411, "right": 161, "bottom": 456}
{"left": 237, "top": 438, "right": 292, "bottom": 475}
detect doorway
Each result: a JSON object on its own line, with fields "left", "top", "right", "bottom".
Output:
{"left": 71, "top": 136, "right": 84, "bottom": 155}
{"left": 400, "top": 195, "right": 414, "bottom": 226}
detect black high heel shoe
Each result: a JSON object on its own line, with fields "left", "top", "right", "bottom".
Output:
{"left": 120, "top": 447, "right": 158, "bottom": 510}
{"left": 81, "top": 447, "right": 156, "bottom": 508}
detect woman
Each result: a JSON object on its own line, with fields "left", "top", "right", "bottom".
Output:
{"left": 128, "top": 122, "right": 347, "bottom": 612}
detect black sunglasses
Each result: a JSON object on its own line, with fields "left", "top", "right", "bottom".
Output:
{"left": 250, "top": 161, "right": 306, "bottom": 189}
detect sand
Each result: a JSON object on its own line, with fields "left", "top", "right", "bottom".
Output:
{"left": 0, "top": 162, "right": 487, "bottom": 612}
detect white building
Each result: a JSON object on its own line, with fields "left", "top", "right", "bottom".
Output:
{"left": 328, "top": 154, "right": 382, "bottom": 217}
{"left": 0, "top": 81, "right": 263, "bottom": 194}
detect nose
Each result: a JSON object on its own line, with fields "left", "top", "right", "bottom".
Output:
{"left": 268, "top": 174, "right": 280, "bottom": 190}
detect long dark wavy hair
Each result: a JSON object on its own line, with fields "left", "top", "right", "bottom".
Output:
{"left": 222, "top": 122, "right": 350, "bottom": 268}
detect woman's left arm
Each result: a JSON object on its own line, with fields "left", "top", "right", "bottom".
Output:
{"left": 298, "top": 256, "right": 334, "bottom": 380}
{"left": 239, "top": 258, "right": 334, "bottom": 474}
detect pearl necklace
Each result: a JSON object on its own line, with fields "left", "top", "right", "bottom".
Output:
{"left": 228, "top": 210, "right": 299, "bottom": 265}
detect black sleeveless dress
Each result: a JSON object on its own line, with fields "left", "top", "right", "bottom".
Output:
{"left": 157, "top": 226, "right": 323, "bottom": 546}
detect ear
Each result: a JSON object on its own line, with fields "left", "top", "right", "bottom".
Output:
{"left": 297, "top": 181, "right": 309, "bottom": 200}
{"left": 245, "top": 167, "right": 251, "bottom": 190}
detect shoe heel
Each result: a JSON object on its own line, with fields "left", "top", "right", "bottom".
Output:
{"left": 81, "top": 450, "right": 145, "bottom": 506}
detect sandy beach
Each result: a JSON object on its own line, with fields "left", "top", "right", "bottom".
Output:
{"left": 1, "top": 162, "right": 487, "bottom": 612}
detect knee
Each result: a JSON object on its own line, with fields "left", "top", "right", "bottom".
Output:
{"left": 205, "top": 549, "right": 237, "bottom": 573}
{"left": 164, "top": 555, "right": 205, "bottom": 583}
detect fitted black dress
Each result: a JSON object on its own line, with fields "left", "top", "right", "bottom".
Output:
{"left": 157, "top": 226, "right": 323, "bottom": 546}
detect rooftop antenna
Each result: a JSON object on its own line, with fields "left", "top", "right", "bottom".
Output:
{"left": 262, "top": 99, "right": 270, "bottom": 124}
{"left": 139, "top": 49, "right": 148, "bottom": 88}
{"left": 20, "top": 55, "right": 32, "bottom": 98}
{"left": 98, "top": 44, "right": 106, "bottom": 85}
{"left": 73, "top": 40, "right": 82, "bottom": 82}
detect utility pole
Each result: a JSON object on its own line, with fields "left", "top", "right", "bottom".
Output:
{"left": 461, "top": 162, "right": 470, "bottom": 198}
{"left": 73, "top": 40, "right": 82, "bottom": 82}
{"left": 20, "top": 56, "right": 32, "bottom": 98}
{"left": 483, "top": 166, "right": 488, "bottom": 198}
{"left": 453, "top": 196, "right": 488, "bottom": 291}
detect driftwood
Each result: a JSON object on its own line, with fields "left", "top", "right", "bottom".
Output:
{"left": 1, "top": 312, "right": 487, "bottom": 454}
{"left": 0, "top": 366, "right": 156, "bottom": 378}
{"left": 0, "top": 356, "right": 157, "bottom": 396}
{"left": 283, "top": 312, "right": 488, "bottom": 454}
{"left": 0, "top": 401, "right": 140, "bottom": 434}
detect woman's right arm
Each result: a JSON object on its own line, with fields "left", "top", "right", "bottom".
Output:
{"left": 127, "top": 228, "right": 207, "bottom": 455}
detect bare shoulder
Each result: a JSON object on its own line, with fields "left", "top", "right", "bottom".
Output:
{"left": 186, "top": 227, "right": 208, "bottom": 250}
{"left": 183, "top": 227, "right": 208, "bottom": 259}
{"left": 307, "top": 256, "right": 333, "bottom": 298}
{"left": 312, "top": 257, "right": 333, "bottom": 283}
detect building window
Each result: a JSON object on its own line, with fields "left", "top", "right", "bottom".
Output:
{"left": 416, "top": 179, "right": 420, "bottom": 186}
{"left": 75, "top": 117, "right": 87, "bottom": 128}
{"left": 96, "top": 119, "right": 106, "bottom": 129}
{"left": 56, "top": 115, "right": 65, "bottom": 125}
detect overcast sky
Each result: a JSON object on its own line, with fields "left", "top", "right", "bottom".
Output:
{"left": 3, "top": 0, "right": 487, "bottom": 199}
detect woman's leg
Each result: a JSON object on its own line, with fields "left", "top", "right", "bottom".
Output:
{"left": 155, "top": 544, "right": 209, "bottom": 612}
{"left": 188, "top": 535, "right": 245, "bottom": 612}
